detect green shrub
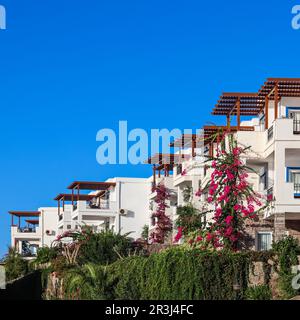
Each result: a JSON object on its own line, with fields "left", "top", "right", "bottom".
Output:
{"left": 245, "top": 285, "right": 272, "bottom": 300}
{"left": 34, "top": 246, "right": 58, "bottom": 265}
{"left": 77, "top": 230, "right": 134, "bottom": 265}
{"left": 64, "top": 263, "right": 107, "bottom": 300}
{"left": 272, "top": 236, "right": 300, "bottom": 299}
{"left": 3, "top": 247, "right": 29, "bottom": 281}
{"left": 106, "top": 247, "right": 252, "bottom": 300}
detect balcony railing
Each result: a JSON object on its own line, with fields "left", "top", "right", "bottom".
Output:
{"left": 294, "top": 183, "right": 300, "bottom": 197}
{"left": 293, "top": 120, "right": 300, "bottom": 134}
{"left": 17, "top": 227, "right": 36, "bottom": 233}
{"left": 267, "top": 126, "right": 273, "bottom": 141}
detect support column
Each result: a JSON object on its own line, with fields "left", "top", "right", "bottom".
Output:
{"left": 265, "top": 96, "right": 269, "bottom": 130}
{"left": 192, "top": 136, "right": 196, "bottom": 157}
{"left": 274, "top": 213, "right": 286, "bottom": 242}
{"left": 226, "top": 114, "right": 231, "bottom": 128}
{"left": 237, "top": 98, "right": 241, "bottom": 130}
{"left": 274, "top": 82, "right": 279, "bottom": 120}
{"left": 152, "top": 165, "right": 156, "bottom": 187}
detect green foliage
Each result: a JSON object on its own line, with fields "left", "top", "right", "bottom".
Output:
{"left": 3, "top": 247, "right": 29, "bottom": 281}
{"left": 272, "top": 236, "right": 300, "bottom": 299}
{"left": 175, "top": 205, "right": 203, "bottom": 236}
{"left": 245, "top": 285, "right": 272, "bottom": 300}
{"left": 106, "top": 247, "right": 252, "bottom": 300}
{"left": 77, "top": 230, "right": 133, "bottom": 265}
{"left": 182, "top": 185, "right": 193, "bottom": 203}
{"left": 34, "top": 246, "right": 58, "bottom": 265}
{"left": 64, "top": 263, "right": 107, "bottom": 300}
{"left": 141, "top": 225, "right": 149, "bottom": 240}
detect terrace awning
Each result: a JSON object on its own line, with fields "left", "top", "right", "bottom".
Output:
{"left": 144, "top": 153, "right": 181, "bottom": 165}
{"left": 25, "top": 219, "right": 39, "bottom": 225}
{"left": 8, "top": 211, "right": 40, "bottom": 217}
{"left": 67, "top": 181, "right": 116, "bottom": 190}
{"left": 54, "top": 193, "right": 96, "bottom": 201}
{"left": 258, "top": 78, "right": 300, "bottom": 128}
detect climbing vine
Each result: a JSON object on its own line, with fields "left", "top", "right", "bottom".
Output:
{"left": 149, "top": 183, "right": 172, "bottom": 244}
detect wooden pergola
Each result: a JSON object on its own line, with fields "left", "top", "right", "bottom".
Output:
{"left": 258, "top": 78, "right": 300, "bottom": 129}
{"left": 212, "top": 93, "right": 264, "bottom": 129}
{"left": 8, "top": 211, "right": 41, "bottom": 227}
{"left": 65, "top": 181, "right": 116, "bottom": 210}
{"left": 169, "top": 134, "right": 203, "bottom": 158}
{"left": 145, "top": 153, "right": 181, "bottom": 186}
{"left": 54, "top": 193, "right": 96, "bottom": 215}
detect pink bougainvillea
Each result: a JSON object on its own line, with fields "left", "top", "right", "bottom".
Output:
{"left": 186, "top": 133, "right": 273, "bottom": 251}
{"left": 149, "top": 183, "right": 172, "bottom": 244}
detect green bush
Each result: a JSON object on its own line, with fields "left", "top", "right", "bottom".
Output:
{"left": 34, "top": 246, "right": 59, "bottom": 265}
{"left": 245, "top": 285, "right": 272, "bottom": 300}
{"left": 106, "top": 247, "right": 252, "bottom": 300}
{"left": 272, "top": 236, "right": 300, "bottom": 299}
{"left": 3, "top": 247, "right": 29, "bottom": 281}
{"left": 77, "top": 230, "right": 134, "bottom": 265}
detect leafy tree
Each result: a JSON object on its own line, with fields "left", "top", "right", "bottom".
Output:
{"left": 77, "top": 229, "right": 133, "bottom": 265}
{"left": 3, "top": 247, "right": 29, "bottom": 281}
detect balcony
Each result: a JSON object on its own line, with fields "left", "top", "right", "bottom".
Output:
{"left": 294, "top": 183, "right": 300, "bottom": 198}
{"left": 294, "top": 120, "right": 300, "bottom": 134}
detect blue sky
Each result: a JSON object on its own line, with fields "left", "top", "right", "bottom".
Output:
{"left": 0, "top": 0, "right": 299, "bottom": 257}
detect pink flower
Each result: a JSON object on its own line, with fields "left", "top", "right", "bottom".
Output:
{"left": 174, "top": 227, "right": 183, "bottom": 242}
{"left": 181, "top": 169, "right": 187, "bottom": 176}
{"left": 196, "top": 236, "right": 203, "bottom": 242}
{"left": 224, "top": 226, "right": 233, "bottom": 237}
{"left": 225, "top": 215, "right": 233, "bottom": 225}
{"left": 267, "top": 194, "right": 273, "bottom": 202}
{"left": 195, "top": 189, "right": 202, "bottom": 197}
{"left": 233, "top": 204, "right": 241, "bottom": 211}
{"left": 206, "top": 233, "right": 213, "bottom": 241}
{"left": 226, "top": 170, "right": 235, "bottom": 180}
{"left": 207, "top": 197, "right": 213, "bottom": 203}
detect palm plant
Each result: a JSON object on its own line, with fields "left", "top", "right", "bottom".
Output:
{"left": 64, "top": 263, "right": 106, "bottom": 300}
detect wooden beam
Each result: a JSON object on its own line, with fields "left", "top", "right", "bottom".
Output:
{"left": 274, "top": 82, "right": 278, "bottom": 120}
{"left": 236, "top": 98, "right": 241, "bottom": 130}
{"left": 192, "top": 137, "right": 196, "bottom": 157}
{"left": 265, "top": 96, "right": 269, "bottom": 130}
{"left": 58, "top": 200, "right": 60, "bottom": 215}
{"left": 226, "top": 114, "right": 231, "bottom": 128}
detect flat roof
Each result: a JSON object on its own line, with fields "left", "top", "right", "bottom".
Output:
{"left": 8, "top": 211, "right": 41, "bottom": 217}
{"left": 213, "top": 93, "right": 264, "bottom": 116}
{"left": 67, "top": 181, "right": 116, "bottom": 190}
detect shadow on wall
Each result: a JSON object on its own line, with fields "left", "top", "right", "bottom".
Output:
{"left": 0, "top": 271, "right": 42, "bottom": 300}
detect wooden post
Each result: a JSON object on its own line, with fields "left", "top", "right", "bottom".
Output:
{"left": 192, "top": 136, "right": 196, "bottom": 157}
{"left": 77, "top": 185, "right": 80, "bottom": 202}
{"left": 152, "top": 165, "right": 156, "bottom": 187}
{"left": 265, "top": 96, "right": 269, "bottom": 130}
{"left": 11, "top": 214, "right": 13, "bottom": 226}
{"left": 164, "top": 164, "right": 167, "bottom": 177}
{"left": 274, "top": 82, "right": 278, "bottom": 120}
{"left": 72, "top": 188, "right": 74, "bottom": 206}
{"left": 18, "top": 216, "right": 21, "bottom": 228}
{"left": 58, "top": 200, "right": 60, "bottom": 215}
{"left": 226, "top": 114, "right": 231, "bottom": 128}
{"left": 237, "top": 98, "right": 241, "bottom": 130}
{"left": 62, "top": 197, "right": 65, "bottom": 211}
{"left": 181, "top": 136, "right": 184, "bottom": 158}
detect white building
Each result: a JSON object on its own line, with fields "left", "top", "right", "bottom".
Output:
{"left": 55, "top": 178, "right": 150, "bottom": 240}
{"left": 9, "top": 208, "right": 58, "bottom": 258}
{"left": 163, "top": 78, "right": 300, "bottom": 250}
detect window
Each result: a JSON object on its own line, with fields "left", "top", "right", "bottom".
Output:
{"left": 287, "top": 167, "right": 300, "bottom": 196}
{"left": 257, "top": 232, "right": 272, "bottom": 251}
{"left": 259, "top": 166, "right": 268, "bottom": 190}
{"left": 286, "top": 107, "right": 300, "bottom": 134}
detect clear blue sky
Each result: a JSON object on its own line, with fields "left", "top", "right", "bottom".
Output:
{"left": 0, "top": 0, "right": 299, "bottom": 257}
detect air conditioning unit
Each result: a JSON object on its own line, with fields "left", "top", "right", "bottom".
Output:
{"left": 119, "top": 208, "right": 128, "bottom": 216}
